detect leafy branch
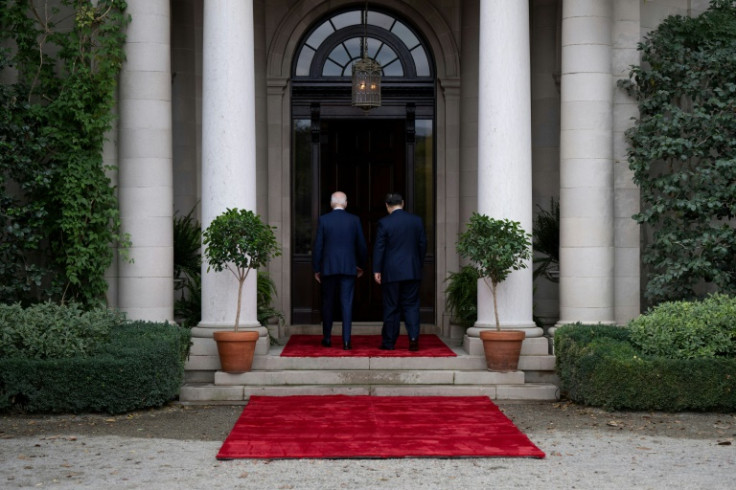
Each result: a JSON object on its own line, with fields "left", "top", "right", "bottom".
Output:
{"left": 618, "top": 0, "right": 736, "bottom": 304}
{"left": 0, "top": 0, "right": 130, "bottom": 306}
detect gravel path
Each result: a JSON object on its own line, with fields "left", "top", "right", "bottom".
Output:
{"left": 1, "top": 402, "right": 734, "bottom": 489}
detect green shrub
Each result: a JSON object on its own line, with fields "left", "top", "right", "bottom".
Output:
{"left": 174, "top": 208, "right": 202, "bottom": 328}
{"left": 444, "top": 266, "right": 478, "bottom": 328}
{"left": 619, "top": 1, "right": 736, "bottom": 303}
{"left": 0, "top": 321, "right": 190, "bottom": 414}
{"left": 555, "top": 324, "right": 736, "bottom": 411}
{"left": 0, "top": 302, "right": 125, "bottom": 360}
{"left": 628, "top": 294, "right": 736, "bottom": 359}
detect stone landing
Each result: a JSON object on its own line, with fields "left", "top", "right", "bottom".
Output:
{"left": 179, "top": 330, "right": 559, "bottom": 403}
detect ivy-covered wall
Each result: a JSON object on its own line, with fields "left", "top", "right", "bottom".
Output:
{"left": 620, "top": 0, "right": 736, "bottom": 304}
{"left": 0, "top": 0, "right": 129, "bottom": 307}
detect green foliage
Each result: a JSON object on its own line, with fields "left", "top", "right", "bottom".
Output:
{"left": 0, "top": 1, "right": 130, "bottom": 306}
{"left": 0, "top": 302, "right": 125, "bottom": 360}
{"left": 203, "top": 208, "right": 281, "bottom": 330}
{"left": 257, "top": 270, "right": 285, "bottom": 344}
{"left": 173, "top": 210, "right": 285, "bottom": 332}
{"left": 0, "top": 321, "right": 190, "bottom": 414}
{"left": 257, "top": 270, "right": 284, "bottom": 327}
{"left": 628, "top": 293, "right": 736, "bottom": 359}
{"left": 175, "top": 273, "right": 201, "bottom": 329}
{"left": 555, "top": 323, "right": 736, "bottom": 411}
{"left": 456, "top": 213, "right": 532, "bottom": 330}
{"left": 532, "top": 198, "right": 559, "bottom": 282}
{"left": 618, "top": 1, "right": 736, "bottom": 303}
{"left": 443, "top": 265, "right": 478, "bottom": 329}
{"left": 174, "top": 208, "right": 202, "bottom": 328}
{"left": 174, "top": 208, "right": 202, "bottom": 281}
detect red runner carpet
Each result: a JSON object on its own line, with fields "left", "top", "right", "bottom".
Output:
{"left": 280, "top": 334, "right": 456, "bottom": 357}
{"left": 216, "top": 395, "right": 545, "bottom": 459}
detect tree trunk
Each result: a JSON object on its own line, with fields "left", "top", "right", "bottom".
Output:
{"left": 484, "top": 277, "right": 501, "bottom": 331}
{"left": 491, "top": 280, "right": 500, "bottom": 331}
{"left": 235, "top": 276, "right": 244, "bottom": 331}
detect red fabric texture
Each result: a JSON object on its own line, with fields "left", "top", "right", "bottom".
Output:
{"left": 216, "top": 395, "right": 545, "bottom": 459}
{"left": 280, "top": 334, "right": 457, "bottom": 357}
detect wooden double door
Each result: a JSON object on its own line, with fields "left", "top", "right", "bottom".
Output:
{"left": 291, "top": 118, "right": 434, "bottom": 324}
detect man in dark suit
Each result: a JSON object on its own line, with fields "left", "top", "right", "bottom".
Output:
{"left": 373, "top": 193, "right": 427, "bottom": 351}
{"left": 312, "top": 191, "right": 368, "bottom": 350}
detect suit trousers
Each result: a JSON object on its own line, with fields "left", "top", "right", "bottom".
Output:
{"left": 321, "top": 274, "right": 356, "bottom": 343}
{"left": 380, "top": 279, "right": 421, "bottom": 347}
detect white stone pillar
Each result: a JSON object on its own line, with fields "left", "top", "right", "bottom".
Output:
{"left": 556, "top": 0, "right": 615, "bottom": 326}
{"left": 118, "top": 0, "right": 174, "bottom": 321}
{"left": 466, "top": 0, "right": 542, "bottom": 355}
{"left": 613, "top": 1, "right": 641, "bottom": 324}
{"left": 194, "top": 0, "right": 265, "bottom": 347}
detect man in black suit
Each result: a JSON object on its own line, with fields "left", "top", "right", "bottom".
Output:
{"left": 373, "top": 193, "right": 427, "bottom": 351}
{"left": 312, "top": 191, "right": 368, "bottom": 350}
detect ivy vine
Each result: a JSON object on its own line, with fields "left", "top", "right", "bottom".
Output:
{"left": 0, "top": 0, "right": 130, "bottom": 307}
{"left": 619, "top": 0, "right": 736, "bottom": 304}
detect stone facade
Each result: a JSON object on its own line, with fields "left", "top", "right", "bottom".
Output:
{"left": 105, "top": 0, "right": 711, "bottom": 362}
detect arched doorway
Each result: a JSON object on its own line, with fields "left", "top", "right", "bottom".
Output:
{"left": 290, "top": 7, "right": 436, "bottom": 324}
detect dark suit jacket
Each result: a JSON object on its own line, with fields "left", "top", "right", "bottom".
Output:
{"left": 373, "top": 209, "right": 427, "bottom": 283}
{"left": 312, "top": 209, "right": 368, "bottom": 276}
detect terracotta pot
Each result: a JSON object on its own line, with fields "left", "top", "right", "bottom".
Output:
{"left": 479, "top": 329, "right": 526, "bottom": 372}
{"left": 213, "top": 330, "right": 260, "bottom": 373}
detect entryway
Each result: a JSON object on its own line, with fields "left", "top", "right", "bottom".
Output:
{"left": 291, "top": 116, "right": 435, "bottom": 325}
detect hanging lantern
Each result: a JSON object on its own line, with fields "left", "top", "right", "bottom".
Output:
{"left": 351, "top": 4, "right": 381, "bottom": 110}
{"left": 352, "top": 57, "right": 382, "bottom": 109}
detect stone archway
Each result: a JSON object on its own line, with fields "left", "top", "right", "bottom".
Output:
{"left": 263, "top": 0, "right": 461, "bottom": 333}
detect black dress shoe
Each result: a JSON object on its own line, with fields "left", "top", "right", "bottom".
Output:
{"left": 321, "top": 338, "right": 331, "bottom": 347}
{"left": 409, "top": 339, "right": 419, "bottom": 352}
{"left": 378, "top": 344, "right": 394, "bottom": 351}
{"left": 343, "top": 341, "right": 352, "bottom": 350}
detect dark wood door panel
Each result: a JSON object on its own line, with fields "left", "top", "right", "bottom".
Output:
{"left": 322, "top": 120, "right": 406, "bottom": 321}
{"left": 291, "top": 117, "right": 434, "bottom": 324}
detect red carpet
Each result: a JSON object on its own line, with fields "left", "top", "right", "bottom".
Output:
{"left": 280, "top": 334, "right": 456, "bottom": 357}
{"left": 216, "top": 395, "right": 545, "bottom": 459}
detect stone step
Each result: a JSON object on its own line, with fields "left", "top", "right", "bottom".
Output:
{"left": 179, "top": 382, "right": 559, "bottom": 402}
{"left": 180, "top": 331, "right": 559, "bottom": 403}
{"left": 215, "top": 369, "right": 525, "bottom": 386}
{"left": 186, "top": 342, "right": 556, "bottom": 372}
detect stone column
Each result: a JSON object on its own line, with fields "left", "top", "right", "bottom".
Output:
{"left": 193, "top": 0, "right": 266, "bottom": 352}
{"left": 466, "top": 0, "right": 543, "bottom": 355}
{"left": 117, "top": 0, "right": 174, "bottom": 321}
{"left": 556, "top": 0, "right": 615, "bottom": 327}
{"left": 613, "top": 0, "right": 641, "bottom": 324}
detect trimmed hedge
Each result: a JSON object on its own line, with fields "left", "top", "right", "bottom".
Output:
{"left": 0, "top": 302, "right": 124, "bottom": 359}
{"left": 628, "top": 294, "right": 736, "bottom": 359}
{"left": 555, "top": 324, "right": 736, "bottom": 411}
{"left": 0, "top": 322, "right": 191, "bottom": 414}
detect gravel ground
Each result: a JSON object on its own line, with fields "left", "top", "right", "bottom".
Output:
{"left": 1, "top": 401, "right": 734, "bottom": 489}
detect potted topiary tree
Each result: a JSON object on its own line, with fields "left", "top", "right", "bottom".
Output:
{"left": 202, "top": 208, "right": 281, "bottom": 373}
{"left": 457, "top": 213, "right": 532, "bottom": 371}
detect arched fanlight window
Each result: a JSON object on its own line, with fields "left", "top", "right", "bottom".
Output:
{"left": 294, "top": 8, "right": 433, "bottom": 81}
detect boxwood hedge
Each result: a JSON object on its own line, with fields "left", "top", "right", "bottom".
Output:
{"left": 555, "top": 324, "right": 736, "bottom": 411}
{"left": 0, "top": 321, "right": 191, "bottom": 414}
